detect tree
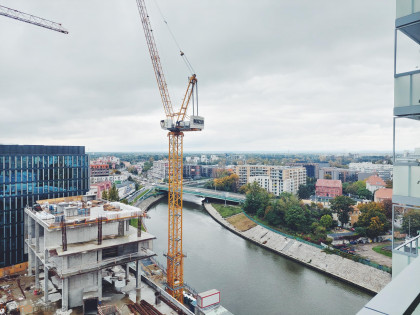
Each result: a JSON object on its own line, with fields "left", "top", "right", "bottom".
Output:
{"left": 102, "top": 189, "right": 108, "bottom": 200}
{"left": 142, "top": 161, "right": 153, "bottom": 173}
{"left": 265, "top": 193, "right": 300, "bottom": 226}
{"left": 355, "top": 226, "right": 367, "bottom": 237}
{"left": 330, "top": 196, "right": 356, "bottom": 227}
{"left": 204, "top": 180, "right": 214, "bottom": 189}
{"left": 239, "top": 184, "right": 251, "bottom": 194}
{"left": 357, "top": 202, "right": 390, "bottom": 239}
{"left": 108, "top": 184, "right": 119, "bottom": 201}
{"left": 285, "top": 205, "right": 309, "bottom": 232}
{"left": 213, "top": 174, "right": 239, "bottom": 192}
{"left": 385, "top": 179, "right": 393, "bottom": 188}
{"left": 402, "top": 210, "right": 420, "bottom": 236}
{"left": 135, "top": 182, "right": 141, "bottom": 191}
{"left": 243, "top": 182, "right": 270, "bottom": 217}
{"left": 343, "top": 180, "right": 372, "bottom": 200}
{"left": 320, "top": 214, "right": 333, "bottom": 229}
{"left": 298, "top": 184, "right": 311, "bottom": 199}
{"left": 382, "top": 199, "right": 393, "bottom": 220}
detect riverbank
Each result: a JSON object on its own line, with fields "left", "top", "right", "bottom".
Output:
{"left": 203, "top": 203, "right": 391, "bottom": 294}
{"left": 136, "top": 194, "right": 165, "bottom": 211}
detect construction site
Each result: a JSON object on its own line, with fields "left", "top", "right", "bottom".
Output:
{"left": 0, "top": 194, "right": 232, "bottom": 315}
{"left": 0, "top": 1, "right": 234, "bottom": 314}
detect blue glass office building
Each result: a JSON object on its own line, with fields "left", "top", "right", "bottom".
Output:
{"left": 0, "top": 145, "right": 89, "bottom": 269}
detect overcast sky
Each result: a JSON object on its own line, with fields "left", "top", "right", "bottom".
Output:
{"left": 0, "top": 0, "right": 411, "bottom": 153}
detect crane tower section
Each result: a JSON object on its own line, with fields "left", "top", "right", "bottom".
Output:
{"left": 135, "top": 0, "right": 204, "bottom": 303}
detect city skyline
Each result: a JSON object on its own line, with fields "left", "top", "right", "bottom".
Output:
{"left": 0, "top": 0, "right": 406, "bottom": 152}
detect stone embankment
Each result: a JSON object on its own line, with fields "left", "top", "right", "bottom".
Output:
{"left": 136, "top": 194, "right": 165, "bottom": 211}
{"left": 203, "top": 203, "right": 391, "bottom": 294}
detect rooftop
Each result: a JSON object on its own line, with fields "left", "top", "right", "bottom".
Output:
{"left": 27, "top": 196, "right": 143, "bottom": 230}
{"left": 316, "top": 179, "right": 342, "bottom": 188}
{"left": 366, "top": 175, "right": 386, "bottom": 186}
{"left": 374, "top": 188, "right": 393, "bottom": 200}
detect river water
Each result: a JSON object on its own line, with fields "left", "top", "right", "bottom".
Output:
{"left": 145, "top": 196, "right": 372, "bottom": 315}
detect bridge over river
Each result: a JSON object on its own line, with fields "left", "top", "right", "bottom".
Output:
{"left": 155, "top": 185, "right": 245, "bottom": 203}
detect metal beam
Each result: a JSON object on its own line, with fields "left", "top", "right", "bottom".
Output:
{"left": 0, "top": 5, "right": 68, "bottom": 34}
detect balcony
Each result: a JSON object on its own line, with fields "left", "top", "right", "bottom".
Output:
{"left": 393, "top": 162, "right": 420, "bottom": 204}
{"left": 396, "top": 0, "right": 420, "bottom": 20}
{"left": 392, "top": 234, "right": 420, "bottom": 277}
{"left": 394, "top": 72, "right": 420, "bottom": 116}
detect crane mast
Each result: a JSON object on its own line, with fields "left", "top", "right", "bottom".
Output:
{"left": 135, "top": 0, "right": 204, "bottom": 303}
{"left": 0, "top": 5, "right": 68, "bottom": 34}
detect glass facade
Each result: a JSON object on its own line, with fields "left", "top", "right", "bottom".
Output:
{"left": 0, "top": 145, "right": 89, "bottom": 268}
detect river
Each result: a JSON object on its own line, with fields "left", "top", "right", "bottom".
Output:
{"left": 145, "top": 196, "right": 372, "bottom": 315}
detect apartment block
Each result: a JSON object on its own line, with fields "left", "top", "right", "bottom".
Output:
{"left": 318, "top": 167, "right": 358, "bottom": 182}
{"left": 184, "top": 164, "right": 201, "bottom": 179}
{"left": 234, "top": 165, "right": 306, "bottom": 195}
{"left": 90, "top": 175, "right": 128, "bottom": 185}
{"left": 287, "top": 163, "right": 319, "bottom": 178}
{"left": 349, "top": 162, "right": 393, "bottom": 181}
{"left": 359, "top": 3, "right": 420, "bottom": 313}
{"left": 148, "top": 160, "right": 169, "bottom": 181}
{"left": 90, "top": 164, "right": 110, "bottom": 177}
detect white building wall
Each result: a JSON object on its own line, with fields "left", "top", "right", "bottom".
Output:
{"left": 242, "top": 165, "right": 306, "bottom": 196}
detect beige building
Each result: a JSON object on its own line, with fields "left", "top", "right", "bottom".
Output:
{"left": 234, "top": 165, "right": 306, "bottom": 196}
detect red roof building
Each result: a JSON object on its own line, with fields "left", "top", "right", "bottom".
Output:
{"left": 374, "top": 188, "right": 393, "bottom": 203}
{"left": 315, "top": 179, "right": 342, "bottom": 198}
{"left": 366, "top": 175, "right": 386, "bottom": 193}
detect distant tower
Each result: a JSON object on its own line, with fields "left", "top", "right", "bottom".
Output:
{"left": 392, "top": 2, "right": 420, "bottom": 277}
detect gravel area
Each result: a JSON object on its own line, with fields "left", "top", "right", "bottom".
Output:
{"left": 354, "top": 243, "right": 392, "bottom": 268}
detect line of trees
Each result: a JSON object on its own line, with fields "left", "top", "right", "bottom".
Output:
{"left": 342, "top": 180, "right": 372, "bottom": 200}
{"left": 205, "top": 172, "right": 239, "bottom": 192}
{"left": 242, "top": 182, "right": 334, "bottom": 243}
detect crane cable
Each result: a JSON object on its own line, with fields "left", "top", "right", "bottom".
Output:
{"left": 152, "top": 0, "right": 195, "bottom": 75}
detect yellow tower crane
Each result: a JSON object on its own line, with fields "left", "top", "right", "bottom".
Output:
{"left": 135, "top": 0, "right": 204, "bottom": 303}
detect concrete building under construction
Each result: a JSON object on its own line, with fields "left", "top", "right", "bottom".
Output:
{"left": 24, "top": 195, "right": 156, "bottom": 311}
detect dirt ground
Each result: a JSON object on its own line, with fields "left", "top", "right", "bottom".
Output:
{"left": 353, "top": 243, "right": 392, "bottom": 267}
{"left": 226, "top": 213, "right": 257, "bottom": 232}
{"left": 0, "top": 272, "right": 62, "bottom": 315}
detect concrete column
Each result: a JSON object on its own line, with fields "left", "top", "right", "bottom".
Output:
{"left": 126, "top": 220, "right": 129, "bottom": 231}
{"left": 27, "top": 214, "right": 32, "bottom": 246}
{"left": 136, "top": 260, "right": 141, "bottom": 289}
{"left": 62, "top": 278, "right": 69, "bottom": 311}
{"left": 44, "top": 249, "right": 49, "bottom": 303}
{"left": 35, "top": 222, "right": 40, "bottom": 253}
{"left": 35, "top": 257, "right": 40, "bottom": 289}
{"left": 118, "top": 221, "right": 124, "bottom": 237}
{"left": 28, "top": 250, "right": 33, "bottom": 276}
{"left": 125, "top": 264, "right": 129, "bottom": 283}
{"left": 62, "top": 255, "right": 68, "bottom": 273}
{"left": 136, "top": 260, "right": 141, "bottom": 303}
{"left": 98, "top": 270, "right": 102, "bottom": 301}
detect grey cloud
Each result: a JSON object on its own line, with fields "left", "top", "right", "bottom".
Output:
{"left": 0, "top": 0, "right": 397, "bottom": 152}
